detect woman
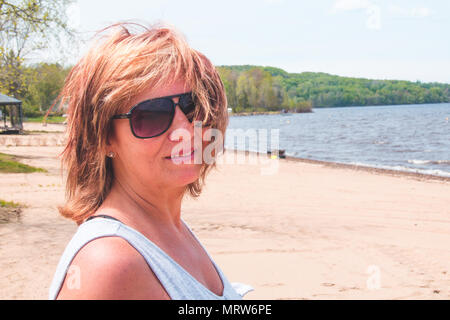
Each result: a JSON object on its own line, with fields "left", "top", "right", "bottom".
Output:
{"left": 48, "top": 23, "right": 250, "bottom": 300}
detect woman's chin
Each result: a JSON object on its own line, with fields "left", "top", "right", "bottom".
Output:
{"left": 169, "top": 165, "right": 202, "bottom": 187}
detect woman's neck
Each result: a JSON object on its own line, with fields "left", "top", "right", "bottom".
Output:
{"left": 98, "top": 178, "right": 187, "bottom": 232}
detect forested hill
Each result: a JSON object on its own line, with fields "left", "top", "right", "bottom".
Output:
{"left": 216, "top": 65, "right": 450, "bottom": 113}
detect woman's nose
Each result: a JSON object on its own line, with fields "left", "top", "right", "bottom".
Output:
{"left": 168, "top": 105, "right": 194, "bottom": 142}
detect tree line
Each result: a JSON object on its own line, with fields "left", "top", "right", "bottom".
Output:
{"left": 218, "top": 65, "right": 450, "bottom": 113}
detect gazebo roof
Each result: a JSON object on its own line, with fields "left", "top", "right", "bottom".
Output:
{"left": 0, "top": 93, "right": 22, "bottom": 106}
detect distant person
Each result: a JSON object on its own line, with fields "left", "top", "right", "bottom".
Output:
{"left": 48, "top": 22, "right": 252, "bottom": 300}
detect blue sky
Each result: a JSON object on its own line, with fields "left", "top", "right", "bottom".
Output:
{"left": 63, "top": 0, "right": 449, "bottom": 83}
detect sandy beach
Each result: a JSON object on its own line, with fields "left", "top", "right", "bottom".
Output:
{"left": 0, "top": 123, "right": 449, "bottom": 300}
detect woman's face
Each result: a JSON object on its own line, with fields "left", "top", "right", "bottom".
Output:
{"left": 109, "top": 79, "right": 204, "bottom": 193}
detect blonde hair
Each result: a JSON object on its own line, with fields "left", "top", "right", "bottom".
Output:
{"left": 57, "top": 22, "right": 228, "bottom": 224}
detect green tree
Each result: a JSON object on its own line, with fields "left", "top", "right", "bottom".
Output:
{"left": 33, "top": 63, "right": 68, "bottom": 111}
{"left": 0, "top": 0, "right": 74, "bottom": 115}
{"left": 218, "top": 65, "right": 449, "bottom": 113}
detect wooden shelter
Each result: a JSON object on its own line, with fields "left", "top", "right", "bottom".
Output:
{"left": 0, "top": 93, "right": 23, "bottom": 134}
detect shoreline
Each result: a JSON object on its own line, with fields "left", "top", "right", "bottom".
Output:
{"left": 226, "top": 148, "right": 450, "bottom": 183}
{"left": 229, "top": 110, "right": 312, "bottom": 116}
{"left": 284, "top": 155, "right": 450, "bottom": 183}
{"left": 228, "top": 102, "right": 449, "bottom": 115}
{"left": 310, "top": 101, "right": 450, "bottom": 110}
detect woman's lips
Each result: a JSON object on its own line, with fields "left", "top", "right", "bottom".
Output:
{"left": 165, "top": 148, "right": 195, "bottom": 160}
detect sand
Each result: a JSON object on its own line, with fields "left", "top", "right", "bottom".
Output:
{"left": 0, "top": 123, "right": 449, "bottom": 300}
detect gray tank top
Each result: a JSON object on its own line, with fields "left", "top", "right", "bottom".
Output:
{"left": 48, "top": 216, "right": 252, "bottom": 300}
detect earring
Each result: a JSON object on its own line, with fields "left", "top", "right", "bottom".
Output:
{"left": 107, "top": 151, "right": 115, "bottom": 158}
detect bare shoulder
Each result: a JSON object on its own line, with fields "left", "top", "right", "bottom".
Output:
{"left": 56, "top": 236, "right": 170, "bottom": 300}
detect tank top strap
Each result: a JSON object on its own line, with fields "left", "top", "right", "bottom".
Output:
{"left": 48, "top": 217, "right": 121, "bottom": 299}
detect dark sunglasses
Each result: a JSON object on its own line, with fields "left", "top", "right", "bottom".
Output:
{"left": 112, "top": 92, "right": 196, "bottom": 139}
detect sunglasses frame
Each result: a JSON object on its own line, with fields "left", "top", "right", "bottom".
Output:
{"left": 112, "top": 91, "right": 195, "bottom": 139}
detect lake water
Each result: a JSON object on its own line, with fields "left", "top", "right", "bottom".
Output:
{"left": 224, "top": 103, "right": 450, "bottom": 178}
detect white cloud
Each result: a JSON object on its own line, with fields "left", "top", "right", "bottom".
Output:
{"left": 332, "top": 0, "right": 371, "bottom": 12}
{"left": 264, "top": 0, "right": 284, "bottom": 4}
{"left": 388, "top": 5, "right": 433, "bottom": 18}
{"left": 332, "top": 0, "right": 381, "bottom": 30}
{"left": 332, "top": 1, "right": 433, "bottom": 30}
{"left": 411, "top": 7, "right": 432, "bottom": 17}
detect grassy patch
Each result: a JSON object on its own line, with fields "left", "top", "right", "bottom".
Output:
{"left": 0, "top": 199, "right": 22, "bottom": 223}
{"left": 0, "top": 153, "right": 47, "bottom": 173}
{"left": 0, "top": 199, "right": 21, "bottom": 208}
{"left": 25, "top": 116, "right": 66, "bottom": 123}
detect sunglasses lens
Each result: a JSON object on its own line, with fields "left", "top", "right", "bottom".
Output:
{"left": 131, "top": 99, "right": 173, "bottom": 138}
{"left": 179, "top": 94, "right": 196, "bottom": 122}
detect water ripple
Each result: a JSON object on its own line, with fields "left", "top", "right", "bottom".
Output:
{"left": 226, "top": 103, "right": 450, "bottom": 177}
